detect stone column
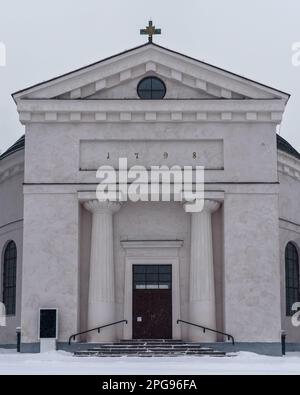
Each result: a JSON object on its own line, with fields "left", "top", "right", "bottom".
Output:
{"left": 185, "top": 200, "right": 220, "bottom": 342}
{"left": 84, "top": 200, "right": 121, "bottom": 342}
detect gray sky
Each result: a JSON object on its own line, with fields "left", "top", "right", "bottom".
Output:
{"left": 0, "top": 0, "right": 300, "bottom": 153}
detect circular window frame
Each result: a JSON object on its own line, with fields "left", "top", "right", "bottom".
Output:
{"left": 137, "top": 76, "right": 166, "bottom": 100}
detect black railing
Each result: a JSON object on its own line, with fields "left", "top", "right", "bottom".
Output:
{"left": 68, "top": 320, "right": 128, "bottom": 345}
{"left": 177, "top": 319, "right": 235, "bottom": 345}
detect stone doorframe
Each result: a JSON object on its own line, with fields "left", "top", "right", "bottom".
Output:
{"left": 121, "top": 240, "right": 183, "bottom": 340}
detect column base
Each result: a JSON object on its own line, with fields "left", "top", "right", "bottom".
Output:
{"left": 188, "top": 301, "right": 217, "bottom": 342}
{"left": 87, "top": 302, "right": 116, "bottom": 342}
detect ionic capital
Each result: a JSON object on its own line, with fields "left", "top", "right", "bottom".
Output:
{"left": 84, "top": 200, "right": 122, "bottom": 214}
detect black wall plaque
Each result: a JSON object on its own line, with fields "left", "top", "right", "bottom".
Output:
{"left": 39, "top": 309, "right": 57, "bottom": 339}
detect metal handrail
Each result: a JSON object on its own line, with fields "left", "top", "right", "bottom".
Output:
{"left": 68, "top": 320, "right": 128, "bottom": 345}
{"left": 177, "top": 319, "right": 235, "bottom": 345}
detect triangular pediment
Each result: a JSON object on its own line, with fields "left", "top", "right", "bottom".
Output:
{"left": 13, "top": 43, "right": 289, "bottom": 103}
{"left": 79, "top": 74, "right": 221, "bottom": 100}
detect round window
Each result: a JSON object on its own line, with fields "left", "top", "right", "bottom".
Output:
{"left": 137, "top": 77, "right": 166, "bottom": 99}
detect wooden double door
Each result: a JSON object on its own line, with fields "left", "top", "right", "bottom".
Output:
{"left": 132, "top": 265, "right": 172, "bottom": 339}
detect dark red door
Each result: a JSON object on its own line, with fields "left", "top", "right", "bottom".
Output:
{"left": 133, "top": 265, "right": 172, "bottom": 339}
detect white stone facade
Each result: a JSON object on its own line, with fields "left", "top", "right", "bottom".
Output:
{"left": 0, "top": 43, "right": 299, "bottom": 354}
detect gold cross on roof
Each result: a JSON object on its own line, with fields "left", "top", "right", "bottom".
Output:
{"left": 140, "top": 20, "right": 161, "bottom": 43}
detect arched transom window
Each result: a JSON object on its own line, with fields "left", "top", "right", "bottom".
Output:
{"left": 285, "top": 242, "right": 300, "bottom": 316}
{"left": 2, "top": 241, "right": 17, "bottom": 316}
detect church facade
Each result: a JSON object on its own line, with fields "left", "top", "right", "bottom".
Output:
{"left": 0, "top": 42, "right": 300, "bottom": 355}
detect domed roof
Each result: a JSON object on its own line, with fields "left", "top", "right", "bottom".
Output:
{"left": 277, "top": 134, "right": 300, "bottom": 160}
{"left": 0, "top": 135, "right": 25, "bottom": 161}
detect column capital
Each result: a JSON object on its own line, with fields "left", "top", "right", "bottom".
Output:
{"left": 184, "top": 199, "right": 220, "bottom": 214}
{"left": 84, "top": 200, "right": 122, "bottom": 214}
{"left": 202, "top": 200, "right": 220, "bottom": 214}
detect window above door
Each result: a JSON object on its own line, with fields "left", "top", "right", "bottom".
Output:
{"left": 133, "top": 265, "right": 172, "bottom": 290}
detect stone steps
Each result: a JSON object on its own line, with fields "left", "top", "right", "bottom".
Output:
{"left": 120, "top": 340, "right": 210, "bottom": 343}
{"left": 73, "top": 340, "right": 227, "bottom": 358}
{"left": 88, "top": 344, "right": 212, "bottom": 348}
{"left": 75, "top": 349, "right": 226, "bottom": 355}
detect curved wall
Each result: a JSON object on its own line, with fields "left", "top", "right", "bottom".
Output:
{"left": 0, "top": 150, "right": 24, "bottom": 345}
{"left": 278, "top": 161, "right": 300, "bottom": 344}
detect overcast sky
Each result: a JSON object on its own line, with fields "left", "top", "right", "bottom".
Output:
{"left": 0, "top": 0, "right": 300, "bottom": 153}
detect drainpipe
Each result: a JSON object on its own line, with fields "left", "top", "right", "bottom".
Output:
{"left": 281, "top": 330, "right": 287, "bottom": 356}
{"left": 16, "top": 327, "right": 21, "bottom": 353}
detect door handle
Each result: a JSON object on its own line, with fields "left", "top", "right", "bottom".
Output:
{"left": 137, "top": 317, "right": 142, "bottom": 322}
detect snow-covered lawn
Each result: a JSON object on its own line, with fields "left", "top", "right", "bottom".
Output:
{"left": 0, "top": 349, "right": 300, "bottom": 375}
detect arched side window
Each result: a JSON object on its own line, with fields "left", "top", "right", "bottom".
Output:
{"left": 2, "top": 241, "right": 17, "bottom": 316}
{"left": 285, "top": 242, "right": 300, "bottom": 316}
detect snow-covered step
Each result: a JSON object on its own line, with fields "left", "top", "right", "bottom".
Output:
{"left": 73, "top": 340, "right": 227, "bottom": 358}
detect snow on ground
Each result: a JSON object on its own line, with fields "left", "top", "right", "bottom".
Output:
{"left": 0, "top": 349, "right": 300, "bottom": 375}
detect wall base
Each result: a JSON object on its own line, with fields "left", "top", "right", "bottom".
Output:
{"left": 286, "top": 343, "right": 300, "bottom": 352}
{"left": 20, "top": 343, "right": 40, "bottom": 353}
{"left": 59, "top": 341, "right": 284, "bottom": 356}
{"left": 16, "top": 341, "right": 300, "bottom": 356}
{"left": 0, "top": 344, "right": 17, "bottom": 350}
